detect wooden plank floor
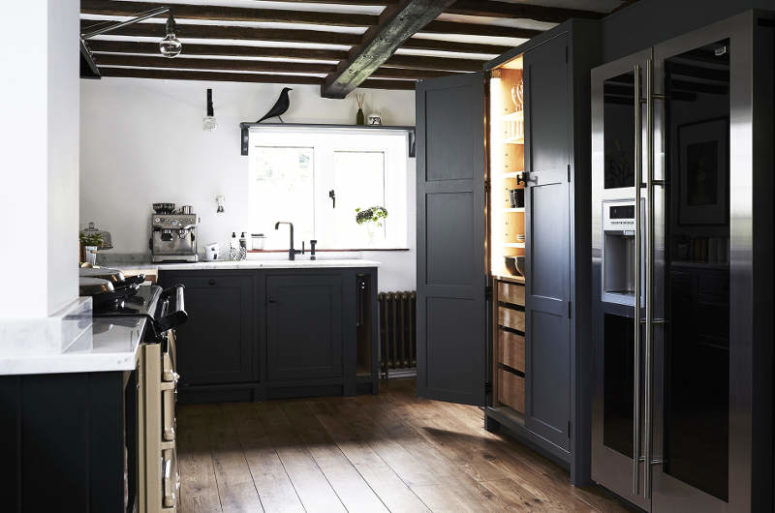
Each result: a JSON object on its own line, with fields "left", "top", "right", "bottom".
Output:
{"left": 177, "top": 379, "right": 633, "bottom": 513}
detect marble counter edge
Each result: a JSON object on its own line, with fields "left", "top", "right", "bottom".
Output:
{"left": 0, "top": 317, "right": 146, "bottom": 376}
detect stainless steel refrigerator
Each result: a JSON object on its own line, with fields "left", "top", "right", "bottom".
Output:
{"left": 590, "top": 10, "right": 774, "bottom": 513}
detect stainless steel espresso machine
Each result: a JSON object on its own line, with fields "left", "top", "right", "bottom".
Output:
{"left": 150, "top": 203, "right": 198, "bottom": 262}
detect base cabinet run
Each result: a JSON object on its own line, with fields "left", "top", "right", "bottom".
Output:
{"left": 160, "top": 267, "right": 378, "bottom": 403}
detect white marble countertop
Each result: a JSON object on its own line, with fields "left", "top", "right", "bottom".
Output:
{"left": 0, "top": 316, "right": 145, "bottom": 376}
{"left": 114, "top": 258, "right": 381, "bottom": 271}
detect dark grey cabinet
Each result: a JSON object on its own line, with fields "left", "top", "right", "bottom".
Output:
{"left": 159, "top": 266, "right": 378, "bottom": 403}
{"left": 522, "top": 33, "right": 572, "bottom": 451}
{"left": 266, "top": 273, "right": 343, "bottom": 380}
{"left": 415, "top": 72, "right": 487, "bottom": 406}
{"left": 416, "top": 19, "right": 600, "bottom": 485}
{"left": 163, "top": 272, "right": 255, "bottom": 387}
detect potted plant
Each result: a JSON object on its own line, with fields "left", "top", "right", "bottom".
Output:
{"left": 79, "top": 232, "right": 103, "bottom": 265}
{"left": 355, "top": 206, "right": 388, "bottom": 245}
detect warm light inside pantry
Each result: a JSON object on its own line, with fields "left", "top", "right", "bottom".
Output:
{"left": 489, "top": 55, "right": 525, "bottom": 278}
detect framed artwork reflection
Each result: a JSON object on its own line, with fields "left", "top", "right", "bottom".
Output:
{"left": 677, "top": 117, "right": 728, "bottom": 225}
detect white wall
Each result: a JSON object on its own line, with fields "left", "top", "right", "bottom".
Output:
{"left": 0, "top": 0, "right": 79, "bottom": 318}
{"left": 80, "top": 78, "right": 416, "bottom": 291}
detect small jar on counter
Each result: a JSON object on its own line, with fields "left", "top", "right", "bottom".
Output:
{"left": 251, "top": 233, "right": 266, "bottom": 251}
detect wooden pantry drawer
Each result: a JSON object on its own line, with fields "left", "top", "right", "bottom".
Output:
{"left": 498, "top": 281, "right": 525, "bottom": 306}
{"left": 497, "top": 330, "right": 525, "bottom": 372}
{"left": 498, "top": 306, "right": 525, "bottom": 332}
{"left": 497, "top": 369, "right": 525, "bottom": 413}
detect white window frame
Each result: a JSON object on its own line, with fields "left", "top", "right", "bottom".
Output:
{"left": 248, "top": 126, "right": 409, "bottom": 250}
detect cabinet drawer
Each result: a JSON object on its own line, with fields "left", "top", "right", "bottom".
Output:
{"left": 497, "top": 330, "right": 525, "bottom": 372}
{"left": 498, "top": 306, "right": 525, "bottom": 332}
{"left": 498, "top": 281, "right": 525, "bottom": 306}
{"left": 498, "top": 369, "right": 525, "bottom": 413}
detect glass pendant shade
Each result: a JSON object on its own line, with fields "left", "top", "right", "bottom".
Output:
{"left": 159, "top": 33, "right": 182, "bottom": 57}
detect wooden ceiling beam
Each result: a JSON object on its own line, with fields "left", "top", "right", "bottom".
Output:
{"left": 322, "top": 0, "right": 458, "bottom": 98}
{"left": 88, "top": 40, "right": 481, "bottom": 71}
{"left": 87, "top": 40, "right": 348, "bottom": 61}
{"left": 445, "top": 0, "right": 603, "bottom": 22}
{"left": 99, "top": 67, "right": 324, "bottom": 84}
{"left": 82, "top": 1, "right": 543, "bottom": 39}
{"left": 384, "top": 54, "right": 484, "bottom": 71}
{"left": 92, "top": 53, "right": 453, "bottom": 79}
{"left": 98, "top": 67, "right": 416, "bottom": 89}
{"left": 422, "top": 20, "right": 540, "bottom": 38}
{"left": 80, "top": 20, "right": 361, "bottom": 46}
{"left": 401, "top": 38, "right": 510, "bottom": 55}
{"left": 81, "top": 0, "right": 376, "bottom": 27}
{"left": 94, "top": 54, "right": 335, "bottom": 74}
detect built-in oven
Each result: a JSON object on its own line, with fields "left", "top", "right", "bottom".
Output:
{"left": 85, "top": 274, "right": 187, "bottom": 513}
{"left": 138, "top": 284, "right": 185, "bottom": 513}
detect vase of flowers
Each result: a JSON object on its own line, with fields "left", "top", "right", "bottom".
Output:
{"left": 355, "top": 206, "right": 388, "bottom": 246}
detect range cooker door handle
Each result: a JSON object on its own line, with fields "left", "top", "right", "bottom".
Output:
{"left": 157, "top": 284, "right": 187, "bottom": 332}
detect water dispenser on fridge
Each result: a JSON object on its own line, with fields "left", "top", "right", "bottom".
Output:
{"left": 601, "top": 199, "right": 643, "bottom": 306}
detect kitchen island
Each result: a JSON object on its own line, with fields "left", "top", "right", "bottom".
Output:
{"left": 113, "top": 259, "right": 380, "bottom": 404}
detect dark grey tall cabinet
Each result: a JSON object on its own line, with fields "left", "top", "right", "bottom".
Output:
{"left": 416, "top": 19, "right": 600, "bottom": 484}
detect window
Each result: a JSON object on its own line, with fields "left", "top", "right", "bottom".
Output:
{"left": 249, "top": 127, "right": 409, "bottom": 250}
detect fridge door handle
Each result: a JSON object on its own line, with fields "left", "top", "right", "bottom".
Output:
{"left": 643, "top": 56, "right": 655, "bottom": 499}
{"left": 632, "top": 62, "right": 643, "bottom": 497}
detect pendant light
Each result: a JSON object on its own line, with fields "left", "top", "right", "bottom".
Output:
{"left": 159, "top": 12, "right": 182, "bottom": 58}
{"left": 203, "top": 89, "right": 217, "bottom": 131}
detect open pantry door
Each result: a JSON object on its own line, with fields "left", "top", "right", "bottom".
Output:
{"left": 416, "top": 72, "right": 487, "bottom": 405}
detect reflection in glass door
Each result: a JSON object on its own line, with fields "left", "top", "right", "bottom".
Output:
{"left": 590, "top": 49, "right": 652, "bottom": 513}
{"left": 659, "top": 38, "right": 730, "bottom": 503}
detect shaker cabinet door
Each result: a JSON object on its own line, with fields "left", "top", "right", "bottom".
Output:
{"left": 162, "top": 273, "right": 256, "bottom": 386}
{"left": 524, "top": 34, "right": 572, "bottom": 450}
{"left": 266, "top": 274, "right": 343, "bottom": 381}
{"left": 416, "top": 72, "right": 487, "bottom": 405}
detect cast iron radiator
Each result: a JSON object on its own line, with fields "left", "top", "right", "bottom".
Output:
{"left": 378, "top": 291, "right": 417, "bottom": 377}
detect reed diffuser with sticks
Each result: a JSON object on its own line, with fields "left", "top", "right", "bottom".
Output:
{"left": 355, "top": 93, "right": 366, "bottom": 125}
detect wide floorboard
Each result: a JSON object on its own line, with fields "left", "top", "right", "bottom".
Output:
{"left": 177, "top": 379, "right": 632, "bottom": 513}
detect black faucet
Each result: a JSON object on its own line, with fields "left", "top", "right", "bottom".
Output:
{"left": 275, "top": 221, "right": 304, "bottom": 260}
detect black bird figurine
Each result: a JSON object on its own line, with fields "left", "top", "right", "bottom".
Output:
{"left": 257, "top": 87, "right": 292, "bottom": 123}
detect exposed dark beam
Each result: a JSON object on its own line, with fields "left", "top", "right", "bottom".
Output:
{"left": 384, "top": 54, "right": 484, "bottom": 71}
{"left": 80, "top": 20, "right": 361, "bottom": 46}
{"left": 323, "top": 0, "right": 459, "bottom": 98}
{"left": 88, "top": 40, "right": 481, "bottom": 72}
{"left": 80, "top": 22, "right": 510, "bottom": 57}
{"left": 94, "top": 54, "right": 335, "bottom": 74}
{"left": 81, "top": 1, "right": 542, "bottom": 40}
{"left": 445, "top": 0, "right": 603, "bottom": 22}
{"left": 99, "top": 67, "right": 324, "bottom": 84}
{"left": 92, "top": 53, "right": 452, "bottom": 79}
{"left": 87, "top": 40, "right": 348, "bottom": 61}
{"left": 422, "top": 20, "right": 541, "bottom": 38}
{"left": 81, "top": 0, "right": 376, "bottom": 27}
{"left": 97, "top": 67, "right": 415, "bottom": 89}
{"left": 401, "top": 38, "right": 511, "bottom": 55}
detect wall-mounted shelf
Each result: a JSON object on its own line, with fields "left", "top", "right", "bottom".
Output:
{"left": 499, "top": 171, "right": 524, "bottom": 179}
{"left": 501, "top": 207, "right": 525, "bottom": 213}
{"left": 239, "top": 122, "right": 416, "bottom": 157}
{"left": 504, "top": 242, "right": 525, "bottom": 248}
{"left": 504, "top": 137, "right": 525, "bottom": 145}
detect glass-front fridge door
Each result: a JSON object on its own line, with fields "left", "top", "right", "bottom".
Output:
{"left": 590, "top": 47, "right": 652, "bottom": 513}
{"left": 650, "top": 13, "right": 754, "bottom": 513}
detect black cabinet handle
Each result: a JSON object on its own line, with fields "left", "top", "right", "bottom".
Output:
{"left": 208, "top": 279, "right": 216, "bottom": 286}
{"left": 267, "top": 298, "right": 277, "bottom": 304}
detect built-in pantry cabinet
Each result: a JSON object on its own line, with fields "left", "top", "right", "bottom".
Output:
{"left": 416, "top": 19, "right": 600, "bottom": 484}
